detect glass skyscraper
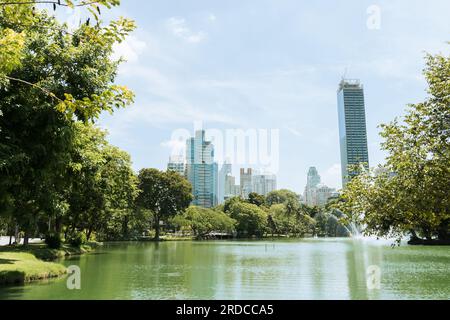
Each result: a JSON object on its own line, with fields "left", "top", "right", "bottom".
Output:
{"left": 337, "top": 79, "right": 370, "bottom": 187}
{"left": 186, "top": 130, "right": 218, "bottom": 208}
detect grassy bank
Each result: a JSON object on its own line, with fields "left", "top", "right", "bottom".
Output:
{"left": 0, "top": 242, "right": 101, "bottom": 261}
{"left": 0, "top": 252, "right": 67, "bottom": 286}
{"left": 0, "top": 242, "right": 100, "bottom": 286}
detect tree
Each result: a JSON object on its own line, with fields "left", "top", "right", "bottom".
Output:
{"left": 0, "top": 1, "right": 135, "bottom": 244}
{"left": 136, "top": 169, "right": 193, "bottom": 241}
{"left": 173, "top": 207, "right": 236, "bottom": 239}
{"left": 65, "top": 123, "right": 138, "bottom": 241}
{"left": 227, "top": 202, "right": 268, "bottom": 238}
{"left": 265, "top": 189, "right": 300, "bottom": 207}
{"left": 268, "top": 203, "right": 316, "bottom": 237}
{"left": 247, "top": 193, "right": 266, "bottom": 207}
{"left": 339, "top": 49, "right": 450, "bottom": 244}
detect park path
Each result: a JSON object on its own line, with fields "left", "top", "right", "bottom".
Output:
{"left": 0, "top": 236, "right": 43, "bottom": 246}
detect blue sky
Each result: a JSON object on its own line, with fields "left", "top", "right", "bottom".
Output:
{"left": 69, "top": 0, "right": 449, "bottom": 193}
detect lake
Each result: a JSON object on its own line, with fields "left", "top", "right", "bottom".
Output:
{"left": 0, "top": 239, "right": 449, "bottom": 300}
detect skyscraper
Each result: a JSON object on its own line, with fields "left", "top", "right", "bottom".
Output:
{"left": 218, "top": 162, "right": 232, "bottom": 204}
{"left": 303, "top": 167, "right": 336, "bottom": 207}
{"left": 167, "top": 155, "right": 185, "bottom": 177}
{"left": 186, "top": 130, "right": 218, "bottom": 208}
{"left": 240, "top": 168, "right": 253, "bottom": 199}
{"left": 337, "top": 79, "right": 370, "bottom": 187}
{"left": 307, "top": 167, "right": 321, "bottom": 188}
{"left": 252, "top": 174, "right": 277, "bottom": 196}
{"left": 304, "top": 167, "right": 321, "bottom": 207}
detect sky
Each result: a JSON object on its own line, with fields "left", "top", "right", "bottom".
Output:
{"left": 59, "top": 0, "right": 450, "bottom": 194}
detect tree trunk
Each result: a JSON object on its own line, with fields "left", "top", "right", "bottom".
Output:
{"left": 23, "top": 231, "right": 29, "bottom": 246}
{"left": 154, "top": 216, "right": 160, "bottom": 241}
{"left": 9, "top": 234, "right": 12, "bottom": 246}
{"left": 14, "top": 225, "right": 19, "bottom": 245}
{"left": 438, "top": 220, "right": 449, "bottom": 241}
{"left": 86, "top": 228, "right": 93, "bottom": 241}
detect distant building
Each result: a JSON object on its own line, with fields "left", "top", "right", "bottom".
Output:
{"left": 316, "top": 184, "right": 336, "bottom": 207}
{"left": 224, "top": 174, "right": 240, "bottom": 201}
{"left": 186, "top": 130, "right": 218, "bottom": 208}
{"left": 167, "top": 155, "right": 185, "bottom": 177}
{"left": 252, "top": 174, "right": 277, "bottom": 196}
{"left": 304, "top": 167, "right": 321, "bottom": 207}
{"left": 240, "top": 168, "right": 253, "bottom": 199}
{"left": 218, "top": 162, "right": 232, "bottom": 204}
{"left": 337, "top": 79, "right": 370, "bottom": 187}
{"left": 303, "top": 167, "right": 336, "bottom": 207}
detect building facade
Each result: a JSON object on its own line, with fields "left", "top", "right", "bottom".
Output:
{"left": 240, "top": 168, "right": 253, "bottom": 199}
{"left": 303, "top": 167, "right": 336, "bottom": 207}
{"left": 186, "top": 130, "right": 218, "bottom": 208}
{"left": 252, "top": 174, "right": 277, "bottom": 196}
{"left": 218, "top": 162, "right": 232, "bottom": 204}
{"left": 167, "top": 155, "right": 186, "bottom": 177}
{"left": 337, "top": 79, "right": 370, "bottom": 187}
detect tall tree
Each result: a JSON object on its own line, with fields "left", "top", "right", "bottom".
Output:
{"left": 65, "top": 124, "right": 138, "bottom": 240}
{"left": 0, "top": 1, "right": 135, "bottom": 243}
{"left": 339, "top": 49, "right": 450, "bottom": 244}
{"left": 136, "top": 169, "right": 193, "bottom": 241}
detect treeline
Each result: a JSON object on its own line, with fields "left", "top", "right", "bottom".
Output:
{"left": 171, "top": 191, "right": 351, "bottom": 240}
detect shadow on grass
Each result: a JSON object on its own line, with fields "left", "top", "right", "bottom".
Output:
{"left": 0, "top": 258, "right": 17, "bottom": 265}
{"left": 0, "top": 270, "right": 26, "bottom": 285}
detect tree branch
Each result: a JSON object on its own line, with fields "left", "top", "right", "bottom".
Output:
{"left": 0, "top": 1, "right": 101, "bottom": 7}
{"left": 5, "top": 75, "right": 63, "bottom": 102}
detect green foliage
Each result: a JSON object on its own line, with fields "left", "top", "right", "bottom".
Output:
{"left": 173, "top": 207, "right": 236, "bottom": 239}
{"left": 265, "top": 189, "right": 300, "bottom": 207}
{"left": 268, "top": 204, "right": 316, "bottom": 237}
{"left": 45, "top": 233, "right": 62, "bottom": 249}
{"left": 136, "top": 169, "right": 193, "bottom": 240}
{"left": 66, "top": 231, "right": 87, "bottom": 248}
{"left": 227, "top": 202, "right": 268, "bottom": 238}
{"left": 65, "top": 123, "right": 139, "bottom": 240}
{"left": 0, "top": 0, "right": 137, "bottom": 244}
{"left": 339, "top": 49, "right": 450, "bottom": 242}
{"left": 247, "top": 193, "right": 266, "bottom": 207}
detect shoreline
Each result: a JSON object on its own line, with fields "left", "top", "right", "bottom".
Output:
{"left": 0, "top": 242, "right": 100, "bottom": 287}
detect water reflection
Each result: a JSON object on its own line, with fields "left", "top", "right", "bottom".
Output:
{"left": 0, "top": 239, "right": 448, "bottom": 300}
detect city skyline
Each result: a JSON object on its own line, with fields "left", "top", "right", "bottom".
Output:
{"left": 96, "top": 0, "right": 450, "bottom": 194}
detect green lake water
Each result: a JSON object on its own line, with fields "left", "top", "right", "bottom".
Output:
{"left": 0, "top": 239, "right": 449, "bottom": 300}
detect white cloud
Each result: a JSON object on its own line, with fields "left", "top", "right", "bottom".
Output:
{"left": 321, "top": 163, "right": 342, "bottom": 190}
{"left": 112, "top": 35, "right": 147, "bottom": 63}
{"left": 166, "top": 17, "right": 206, "bottom": 43}
{"left": 161, "top": 138, "right": 187, "bottom": 158}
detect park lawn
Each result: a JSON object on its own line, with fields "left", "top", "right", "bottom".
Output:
{"left": 0, "top": 252, "right": 67, "bottom": 286}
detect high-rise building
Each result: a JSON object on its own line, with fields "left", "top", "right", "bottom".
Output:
{"left": 304, "top": 167, "right": 321, "bottom": 207}
{"left": 252, "top": 174, "right": 277, "bottom": 196}
{"left": 316, "top": 184, "right": 336, "bottom": 207}
{"left": 240, "top": 168, "right": 253, "bottom": 199}
{"left": 224, "top": 174, "right": 240, "bottom": 201}
{"left": 303, "top": 167, "right": 336, "bottom": 207}
{"left": 218, "top": 162, "right": 232, "bottom": 204}
{"left": 167, "top": 155, "right": 185, "bottom": 177}
{"left": 337, "top": 79, "right": 370, "bottom": 186}
{"left": 186, "top": 130, "right": 218, "bottom": 208}
{"left": 307, "top": 167, "right": 321, "bottom": 188}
